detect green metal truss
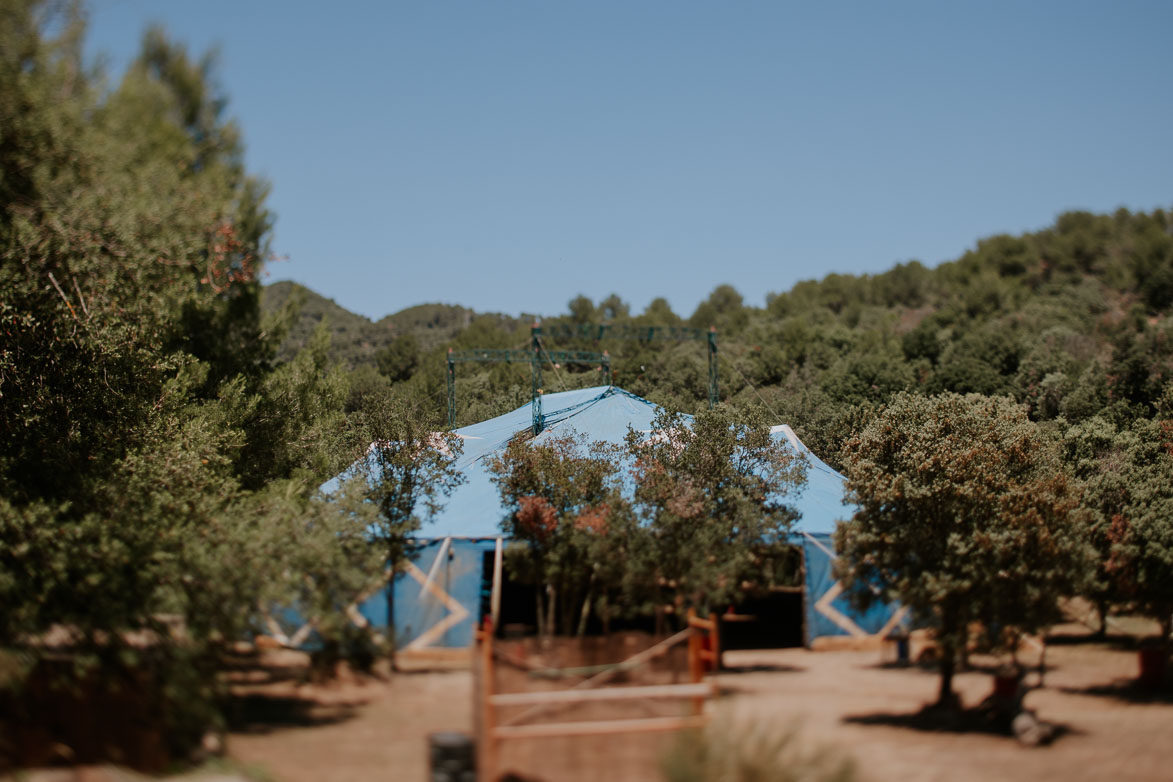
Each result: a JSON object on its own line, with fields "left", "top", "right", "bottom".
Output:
{"left": 446, "top": 328, "right": 610, "bottom": 434}
{"left": 538, "top": 324, "right": 711, "bottom": 342}
{"left": 540, "top": 323, "right": 719, "bottom": 409}
{"left": 445, "top": 322, "right": 718, "bottom": 435}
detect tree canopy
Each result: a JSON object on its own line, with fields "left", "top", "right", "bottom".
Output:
{"left": 625, "top": 406, "right": 807, "bottom": 615}
{"left": 487, "top": 405, "right": 808, "bottom": 636}
{"left": 0, "top": 2, "right": 376, "bottom": 753}
{"left": 488, "top": 432, "right": 632, "bottom": 637}
{"left": 835, "top": 392, "right": 1093, "bottom": 707}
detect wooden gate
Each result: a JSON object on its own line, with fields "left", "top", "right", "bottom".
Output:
{"left": 474, "top": 610, "right": 720, "bottom": 781}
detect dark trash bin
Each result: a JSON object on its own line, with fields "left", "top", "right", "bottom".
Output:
{"left": 1138, "top": 646, "right": 1166, "bottom": 689}
{"left": 429, "top": 732, "right": 476, "bottom": 782}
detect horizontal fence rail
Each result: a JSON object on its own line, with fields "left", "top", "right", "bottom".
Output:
{"left": 492, "top": 715, "right": 710, "bottom": 741}
{"left": 476, "top": 611, "right": 721, "bottom": 781}
{"left": 489, "top": 681, "right": 714, "bottom": 708}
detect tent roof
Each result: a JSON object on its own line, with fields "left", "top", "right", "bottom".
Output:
{"left": 321, "top": 385, "right": 853, "bottom": 538}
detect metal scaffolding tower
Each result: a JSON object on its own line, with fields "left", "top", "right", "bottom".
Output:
{"left": 539, "top": 323, "right": 718, "bottom": 409}
{"left": 446, "top": 324, "right": 610, "bottom": 435}
{"left": 446, "top": 322, "right": 717, "bottom": 435}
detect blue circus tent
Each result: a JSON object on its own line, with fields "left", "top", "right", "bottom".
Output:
{"left": 280, "top": 386, "right": 904, "bottom": 652}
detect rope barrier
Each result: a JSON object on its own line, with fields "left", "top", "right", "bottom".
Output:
{"left": 537, "top": 336, "right": 571, "bottom": 393}
{"left": 721, "top": 350, "right": 787, "bottom": 424}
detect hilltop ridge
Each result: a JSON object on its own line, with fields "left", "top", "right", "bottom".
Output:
{"left": 264, "top": 207, "right": 1173, "bottom": 464}
{"left": 262, "top": 281, "right": 475, "bottom": 365}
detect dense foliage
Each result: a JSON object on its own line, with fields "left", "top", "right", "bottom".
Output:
{"left": 0, "top": 1, "right": 378, "bottom": 756}
{"left": 262, "top": 280, "right": 475, "bottom": 367}
{"left": 292, "top": 212, "right": 1173, "bottom": 469}
{"left": 487, "top": 433, "right": 632, "bottom": 637}
{"left": 834, "top": 393, "right": 1093, "bottom": 706}
{"left": 350, "top": 391, "right": 465, "bottom": 593}
{"left": 1063, "top": 393, "right": 1173, "bottom": 642}
{"left": 624, "top": 406, "right": 807, "bottom": 615}
{"left": 305, "top": 199, "right": 1173, "bottom": 657}
{"left": 487, "top": 406, "right": 806, "bottom": 636}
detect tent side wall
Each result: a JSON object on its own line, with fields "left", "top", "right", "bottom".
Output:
{"left": 799, "top": 532, "right": 907, "bottom": 645}
{"left": 385, "top": 537, "right": 497, "bottom": 649}
{"left": 298, "top": 387, "right": 908, "bottom": 652}
{"left": 270, "top": 532, "right": 906, "bottom": 651}
{"left": 382, "top": 532, "right": 908, "bottom": 650}
{"left": 267, "top": 537, "right": 499, "bottom": 652}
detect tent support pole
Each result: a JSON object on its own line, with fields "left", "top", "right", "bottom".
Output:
{"left": 446, "top": 349, "right": 456, "bottom": 428}
{"left": 708, "top": 326, "right": 718, "bottom": 408}
{"left": 491, "top": 537, "right": 503, "bottom": 629}
{"left": 387, "top": 563, "right": 396, "bottom": 664}
{"left": 531, "top": 321, "right": 544, "bottom": 435}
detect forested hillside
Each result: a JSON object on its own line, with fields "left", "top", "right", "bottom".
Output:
{"left": 262, "top": 281, "right": 477, "bottom": 365}
{"left": 289, "top": 208, "right": 1173, "bottom": 469}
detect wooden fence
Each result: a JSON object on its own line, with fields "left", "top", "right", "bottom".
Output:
{"left": 474, "top": 609, "right": 720, "bottom": 781}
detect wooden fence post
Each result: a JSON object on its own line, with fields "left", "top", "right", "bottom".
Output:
{"left": 479, "top": 617, "right": 496, "bottom": 782}
{"left": 686, "top": 608, "right": 704, "bottom": 716}
{"left": 713, "top": 611, "right": 722, "bottom": 672}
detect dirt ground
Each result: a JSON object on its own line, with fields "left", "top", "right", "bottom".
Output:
{"left": 226, "top": 662, "right": 472, "bottom": 782}
{"left": 223, "top": 628, "right": 1172, "bottom": 782}
{"left": 716, "top": 639, "right": 1170, "bottom": 782}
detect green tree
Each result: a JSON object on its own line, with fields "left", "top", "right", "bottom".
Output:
{"left": 0, "top": 4, "right": 366, "bottom": 755}
{"left": 568, "top": 294, "right": 597, "bottom": 324}
{"left": 1106, "top": 448, "right": 1173, "bottom": 644}
{"left": 598, "top": 293, "right": 630, "bottom": 322}
{"left": 276, "top": 475, "right": 389, "bottom": 667}
{"left": 1069, "top": 390, "right": 1173, "bottom": 644}
{"left": 637, "top": 297, "right": 682, "bottom": 326}
{"left": 689, "top": 284, "right": 747, "bottom": 331}
{"left": 487, "top": 433, "right": 632, "bottom": 637}
{"left": 1105, "top": 322, "right": 1173, "bottom": 419}
{"left": 836, "top": 393, "right": 1092, "bottom": 708}
{"left": 351, "top": 392, "right": 465, "bottom": 584}
{"left": 375, "top": 333, "right": 421, "bottom": 382}
{"left": 625, "top": 405, "right": 807, "bottom": 616}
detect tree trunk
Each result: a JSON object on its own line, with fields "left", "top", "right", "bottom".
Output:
{"left": 545, "top": 583, "right": 556, "bottom": 640}
{"left": 576, "top": 590, "right": 592, "bottom": 637}
{"left": 958, "top": 623, "right": 970, "bottom": 671}
{"left": 937, "top": 643, "right": 956, "bottom": 709}
{"left": 561, "top": 589, "right": 575, "bottom": 637}
{"left": 937, "top": 603, "right": 960, "bottom": 710}
{"left": 387, "top": 563, "right": 397, "bottom": 672}
{"left": 576, "top": 574, "right": 596, "bottom": 638}
{"left": 1095, "top": 599, "right": 1109, "bottom": 639}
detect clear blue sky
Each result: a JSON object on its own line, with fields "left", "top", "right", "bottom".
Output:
{"left": 86, "top": 0, "right": 1173, "bottom": 321}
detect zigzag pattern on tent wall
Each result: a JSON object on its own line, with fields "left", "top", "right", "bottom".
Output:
{"left": 289, "top": 387, "right": 907, "bottom": 649}
{"left": 802, "top": 532, "right": 908, "bottom": 640}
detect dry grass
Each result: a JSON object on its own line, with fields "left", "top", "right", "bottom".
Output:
{"left": 662, "top": 714, "right": 856, "bottom": 782}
